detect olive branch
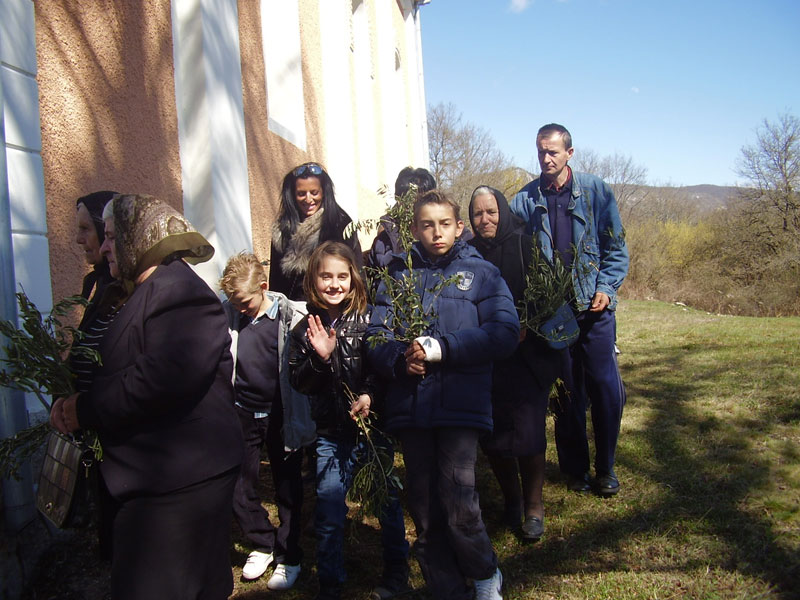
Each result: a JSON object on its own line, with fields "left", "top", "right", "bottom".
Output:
{"left": 518, "top": 242, "right": 576, "bottom": 340}
{"left": 347, "top": 184, "right": 462, "bottom": 346}
{"left": 341, "top": 384, "right": 402, "bottom": 527}
{"left": 0, "top": 290, "right": 102, "bottom": 479}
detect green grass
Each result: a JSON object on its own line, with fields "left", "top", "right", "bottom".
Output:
{"left": 21, "top": 300, "right": 800, "bottom": 599}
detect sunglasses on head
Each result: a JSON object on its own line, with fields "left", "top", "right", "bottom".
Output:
{"left": 292, "top": 163, "right": 323, "bottom": 177}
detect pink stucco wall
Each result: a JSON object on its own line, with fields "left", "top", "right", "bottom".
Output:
{"left": 36, "top": 1, "right": 183, "bottom": 304}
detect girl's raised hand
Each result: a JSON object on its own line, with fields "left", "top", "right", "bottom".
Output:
{"left": 307, "top": 314, "right": 337, "bottom": 361}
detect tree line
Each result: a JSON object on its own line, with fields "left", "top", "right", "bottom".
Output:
{"left": 427, "top": 103, "right": 800, "bottom": 317}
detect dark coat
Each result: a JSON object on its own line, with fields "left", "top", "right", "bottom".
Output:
{"left": 469, "top": 189, "right": 560, "bottom": 455}
{"left": 366, "top": 240, "right": 520, "bottom": 433}
{"left": 288, "top": 307, "right": 378, "bottom": 441}
{"left": 468, "top": 188, "right": 561, "bottom": 390}
{"left": 76, "top": 260, "right": 243, "bottom": 500}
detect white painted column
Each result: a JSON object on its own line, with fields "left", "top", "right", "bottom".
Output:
{"left": 318, "top": 0, "right": 358, "bottom": 222}
{"left": 407, "top": 4, "right": 430, "bottom": 167}
{"left": 171, "top": 0, "right": 253, "bottom": 288}
{"left": 262, "top": 0, "right": 307, "bottom": 152}
{"left": 1, "top": 0, "right": 52, "bottom": 417}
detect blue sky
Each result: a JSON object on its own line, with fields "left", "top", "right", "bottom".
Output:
{"left": 419, "top": 0, "right": 800, "bottom": 187}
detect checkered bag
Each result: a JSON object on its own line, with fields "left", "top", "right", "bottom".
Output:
{"left": 36, "top": 431, "right": 92, "bottom": 528}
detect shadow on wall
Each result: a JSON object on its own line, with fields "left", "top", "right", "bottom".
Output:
{"left": 37, "top": 1, "right": 185, "bottom": 305}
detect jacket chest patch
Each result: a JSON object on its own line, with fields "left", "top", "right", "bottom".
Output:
{"left": 456, "top": 270, "right": 475, "bottom": 291}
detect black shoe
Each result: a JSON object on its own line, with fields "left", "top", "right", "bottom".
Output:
{"left": 521, "top": 515, "right": 544, "bottom": 540}
{"left": 566, "top": 472, "right": 592, "bottom": 492}
{"left": 370, "top": 563, "right": 412, "bottom": 600}
{"left": 594, "top": 472, "right": 620, "bottom": 496}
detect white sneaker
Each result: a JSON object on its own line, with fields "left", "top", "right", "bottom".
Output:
{"left": 267, "top": 563, "right": 301, "bottom": 590}
{"left": 242, "top": 549, "right": 274, "bottom": 580}
{"left": 474, "top": 567, "right": 503, "bottom": 600}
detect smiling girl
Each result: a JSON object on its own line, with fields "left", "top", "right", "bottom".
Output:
{"left": 288, "top": 241, "right": 409, "bottom": 600}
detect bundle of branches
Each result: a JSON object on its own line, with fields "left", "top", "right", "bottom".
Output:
{"left": 0, "top": 291, "right": 100, "bottom": 479}
{"left": 343, "top": 385, "right": 402, "bottom": 526}
{"left": 361, "top": 186, "right": 461, "bottom": 346}
{"left": 518, "top": 242, "right": 576, "bottom": 340}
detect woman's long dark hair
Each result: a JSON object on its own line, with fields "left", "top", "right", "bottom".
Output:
{"left": 277, "top": 163, "right": 346, "bottom": 242}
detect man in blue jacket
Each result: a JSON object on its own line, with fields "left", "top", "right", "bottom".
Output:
{"left": 511, "top": 123, "right": 628, "bottom": 496}
{"left": 367, "top": 190, "right": 519, "bottom": 600}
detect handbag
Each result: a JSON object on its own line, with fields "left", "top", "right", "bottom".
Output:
{"left": 36, "top": 431, "right": 94, "bottom": 528}
{"left": 538, "top": 303, "right": 580, "bottom": 350}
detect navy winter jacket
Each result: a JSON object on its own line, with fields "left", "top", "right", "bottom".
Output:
{"left": 366, "top": 240, "right": 520, "bottom": 432}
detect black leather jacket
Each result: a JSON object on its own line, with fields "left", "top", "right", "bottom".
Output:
{"left": 288, "top": 307, "right": 377, "bottom": 440}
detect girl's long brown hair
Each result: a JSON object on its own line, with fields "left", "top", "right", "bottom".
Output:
{"left": 303, "top": 241, "right": 367, "bottom": 316}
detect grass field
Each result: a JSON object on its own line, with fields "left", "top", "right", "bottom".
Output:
{"left": 21, "top": 300, "right": 800, "bottom": 599}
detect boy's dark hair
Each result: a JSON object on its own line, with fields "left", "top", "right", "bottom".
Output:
{"left": 536, "top": 123, "right": 572, "bottom": 150}
{"left": 412, "top": 189, "right": 461, "bottom": 223}
{"left": 219, "top": 252, "right": 267, "bottom": 298}
{"left": 394, "top": 167, "right": 436, "bottom": 198}
{"left": 303, "top": 241, "right": 367, "bottom": 316}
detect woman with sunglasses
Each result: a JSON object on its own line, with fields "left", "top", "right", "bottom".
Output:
{"left": 270, "top": 163, "right": 362, "bottom": 300}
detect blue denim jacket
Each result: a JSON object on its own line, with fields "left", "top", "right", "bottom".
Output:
{"left": 510, "top": 171, "right": 629, "bottom": 311}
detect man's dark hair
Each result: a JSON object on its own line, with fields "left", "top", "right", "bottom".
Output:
{"left": 537, "top": 123, "right": 572, "bottom": 150}
{"left": 394, "top": 167, "right": 436, "bottom": 198}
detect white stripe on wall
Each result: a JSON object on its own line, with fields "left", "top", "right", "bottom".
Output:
{"left": 261, "top": 0, "right": 307, "bottom": 152}
{"left": 171, "top": 0, "right": 253, "bottom": 287}
{"left": 318, "top": 0, "right": 358, "bottom": 222}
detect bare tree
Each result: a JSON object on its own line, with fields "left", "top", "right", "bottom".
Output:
{"left": 572, "top": 149, "right": 649, "bottom": 222}
{"left": 736, "top": 113, "right": 800, "bottom": 241}
{"left": 427, "top": 102, "right": 518, "bottom": 210}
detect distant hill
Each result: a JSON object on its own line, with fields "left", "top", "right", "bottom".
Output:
{"left": 622, "top": 183, "right": 745, "bottom": 215}
{"left": 674, "top": 184, "right": 742, "bottom": 209}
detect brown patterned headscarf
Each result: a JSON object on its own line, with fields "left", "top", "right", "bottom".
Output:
{"left": 111, "top": 194, "right": 214, "bottom": 282}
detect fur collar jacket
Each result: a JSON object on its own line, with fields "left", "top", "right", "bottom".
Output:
{"left": 271, "top": 208, "right": 325, "bottom": 277}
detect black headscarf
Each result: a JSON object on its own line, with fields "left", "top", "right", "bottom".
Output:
{"left": 76, "top": 190, "right": 118, "bottom": 302}
{"left": 76, "top": 190, "right": 117, "bottom": 245}
{"left": 468, "top": 186, "right": 531, "bottom": 304}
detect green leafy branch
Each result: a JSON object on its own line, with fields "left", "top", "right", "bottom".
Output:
{"left": 518, "top": 242, "right": 576, "bottom": 339}
{"left": 351, "top": 184, "right": 462, "bottom": 346}
{"left": 345, "top": 184, "right": 417, "bottom": 254}
{"left": 342, "top": 385, "right": 403, "bottom": 527}
{"left": 0, "top": 290, "right": 102, "bottom": 479}
{"left": 366, "top": 261, "right": 460, "bottom": 348}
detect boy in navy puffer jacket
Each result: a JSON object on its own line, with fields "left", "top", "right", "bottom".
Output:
{"left": 367, "top": 191, "right": 520, "bottom": 600}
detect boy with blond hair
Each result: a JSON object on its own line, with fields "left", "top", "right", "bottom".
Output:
{"left": 219, "top": 252, "right": 314, "bottom": 590}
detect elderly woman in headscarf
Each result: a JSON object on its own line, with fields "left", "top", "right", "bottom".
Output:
{"left": 468, "top": 185, "right": 560, "bottom": 541}
{"left": 51, "top": 194, "right": 243, "bottom": 600}
{"left": 74, "top": 191, "right": 117, "bottom": 315}
{"left": 70, "top": 190, "right": 120, "bottom": 554}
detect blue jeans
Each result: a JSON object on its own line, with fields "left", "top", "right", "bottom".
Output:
{"left": 315, "top": 433, "right": 408, "bottom": 585}
{"left": 554, "top": 309, "right": 626, "bottom": 477}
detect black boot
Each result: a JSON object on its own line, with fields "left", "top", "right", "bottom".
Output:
{"left": 369, "top": 561, "right": 412, "bottom": 599}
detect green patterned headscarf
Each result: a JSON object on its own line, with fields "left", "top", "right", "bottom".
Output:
{"left": 111, "top": 194, "right": 214, "bottom": 282}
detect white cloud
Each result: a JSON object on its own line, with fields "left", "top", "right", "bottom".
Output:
{"left": 509, "top": 0, "right": 533, "bottom": 13}
{"left": 631, "top": 86, "right": 640, "bottom": 94}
